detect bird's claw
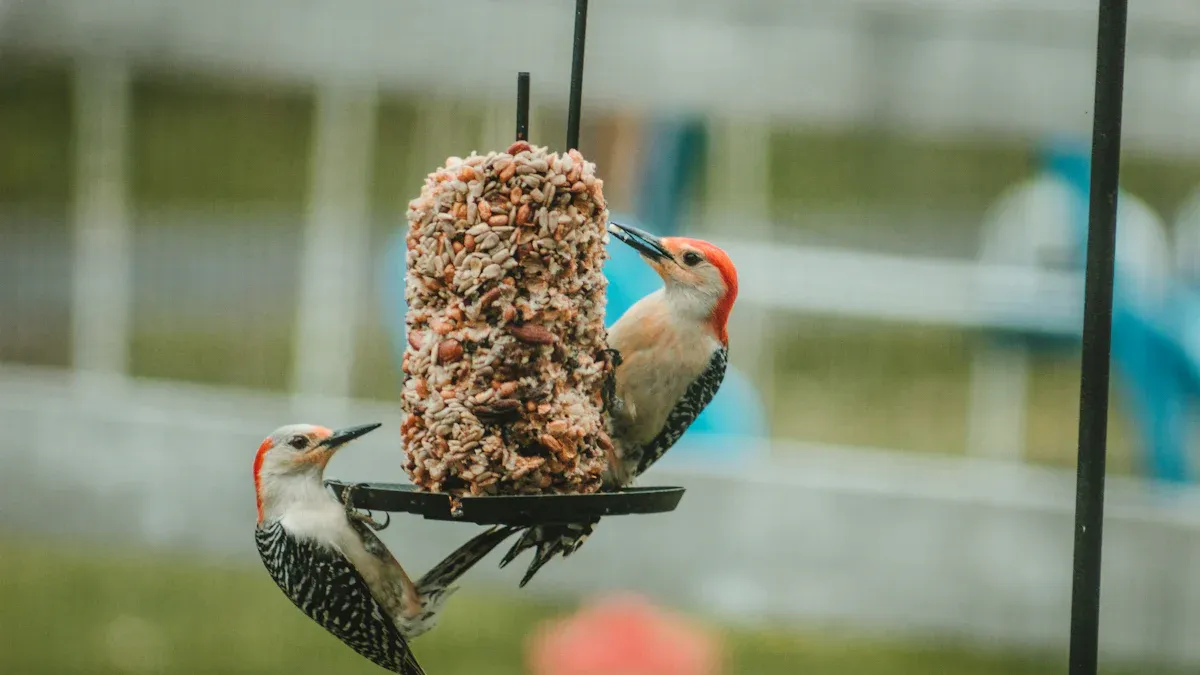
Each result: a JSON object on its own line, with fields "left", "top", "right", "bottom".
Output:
{"left": 341, "top": 483, "right": 391, "bottom": 531}
{"left": 603, "top": 347, "right": 623, "bottom": 368}
{"left": 599, "top": 348, "right": 624, "bottom": 414}
{"left": 601, "top": 379, "right": 616, "bottom": 413}
{"left": 339, "top": 482, "right": 363, "bottom": 511}
{"left": 363, "top": 511, "right": 391, "bottom": 531}
{"left": 378, "top": 513, "right": 392, "bottom": 531}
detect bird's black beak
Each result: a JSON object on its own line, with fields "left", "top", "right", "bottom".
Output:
{"left": 318, "top": 423, "right": 382, "bottom": 450}
{"left": 608, "top": 221, "right": 672, "bottom": 262}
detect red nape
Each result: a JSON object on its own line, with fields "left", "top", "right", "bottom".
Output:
{"left": 252, "top": 438, "right": 273, "bottom": 523}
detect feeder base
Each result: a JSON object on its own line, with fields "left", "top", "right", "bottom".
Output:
{"left": 325, "top": 480, "right": 685, "bottom": 526}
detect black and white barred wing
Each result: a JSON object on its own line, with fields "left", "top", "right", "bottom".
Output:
{"left": 254, "top": 521, "right": 425, "bottom": 675}
{"left": 417, "top": 525, "right": 521, "bottom": 596}
{"left": 633, "top": 346, "right": 728, "bottom": 476}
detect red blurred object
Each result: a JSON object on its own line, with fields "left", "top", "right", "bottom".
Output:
{"left": 527, "top": 593, "right": 723, "bottom": 675}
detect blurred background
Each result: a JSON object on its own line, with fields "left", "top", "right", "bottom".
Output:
{"left": 4, "top": 0, "right": 1200, "bottom": 673}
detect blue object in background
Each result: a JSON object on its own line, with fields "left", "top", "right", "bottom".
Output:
{"left": 1045, "top": 137, "right": 1194, "bottom": 482}
{"left": 382, "top": 116, "right": 767, "bottom": 471}
{"left": 634, "top": 116, "right": 708, "bottom": 239}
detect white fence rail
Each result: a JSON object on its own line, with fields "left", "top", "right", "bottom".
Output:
{"left": 717, "top": 239, "right": 1082, "bottom": 332}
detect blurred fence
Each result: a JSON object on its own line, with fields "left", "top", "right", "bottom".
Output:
{"left": 6, "top": 0, "right": 1200, "bottom": 668}
{"left": 2, "top": 196, "right": 1115, "bottom": 470}
{"left": 4, "top": 0, "right": 1200, "bottom": 153}
{"left": 6, "top": 363, "right": 1200, "bottom": 667}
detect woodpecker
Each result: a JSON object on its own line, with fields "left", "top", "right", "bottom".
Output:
{"left": 253, "top": 422, "right": 520, "bottom": 674}
{"left": 500, "top": 221, "right": 738, "bottom": 587}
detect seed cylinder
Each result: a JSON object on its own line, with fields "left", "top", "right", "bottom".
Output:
{"left": 401, "top": 141, "right": 615, "bottom": 496}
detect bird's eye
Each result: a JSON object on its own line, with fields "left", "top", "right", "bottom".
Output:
{"left": 288, "top": 435, "right": 309, "bottom": 450}
{"left": 682, "top": 251, "right": 702, "bottom": 266}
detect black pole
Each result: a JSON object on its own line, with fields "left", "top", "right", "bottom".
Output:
{"left": 1067, "top": 0, "right": 1127, "bottom": 674}
{"left": 516, "top": 72, "right": 530, "bottom": 141}
{"left": 565, "top": 0, "right": 589, "bottom": 151}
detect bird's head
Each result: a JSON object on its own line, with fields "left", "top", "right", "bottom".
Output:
{"left": 608, "top": 221, "right": 738, "bottom": 344}
{"left": 252, "top": 422, "right": 381, "bottom": 523}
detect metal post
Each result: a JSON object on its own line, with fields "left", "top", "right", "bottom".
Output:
{"left": 516, "top": 72, "right": 530, "bottom": 142}
{"left": 565, "top": 0, "right": 588, "bottom": 151}
{"left": 1068, "top": 0, "right": 1128, "bottom": 673}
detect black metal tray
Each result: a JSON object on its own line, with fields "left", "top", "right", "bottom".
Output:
{"left": 325, "top": 479, "right": 685, "bottom": 526}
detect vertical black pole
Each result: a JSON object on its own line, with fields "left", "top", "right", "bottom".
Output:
{"left": 516, "top": 72, "right": 530, "bottom": 141}
{"left": 1068, "top": 1, "right": 1127, "bottom": 674}
{"left": 565, "top": 0, "right": 589, "bottom": 151}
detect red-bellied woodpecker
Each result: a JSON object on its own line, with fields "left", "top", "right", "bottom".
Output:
{"left": 500, "top": 221, "right": 739, "bottom": 587}
{"left": 253, "top": 422, "right": 519, "bottom": 674}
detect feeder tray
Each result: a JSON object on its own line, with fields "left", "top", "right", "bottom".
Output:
{"left": 326, "top": 479, "right": 686, "bottom": 526}
{"left": 346, "top": 0, "right": 686, "bottom": 530}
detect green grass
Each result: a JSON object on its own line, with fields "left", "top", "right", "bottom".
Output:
{"left": 0, "top": 537, "right": 1165, "bottom": 675}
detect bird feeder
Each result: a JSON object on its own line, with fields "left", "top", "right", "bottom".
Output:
{"left": 325, "top": 0, "right": 686, "bottom": 526}
{"left": 315, "top": 4, "right": 1133, "bottom": 675}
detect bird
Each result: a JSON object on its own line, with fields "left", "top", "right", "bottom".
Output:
{"left": 253, "top": 422, "right": 520, "bottom": 674}
{"left": 499, "top": 221, "right": 738, "bottom": 587}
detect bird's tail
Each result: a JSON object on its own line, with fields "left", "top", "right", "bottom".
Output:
{"left": 498, "top": 521, "right": 598, "bottom": 588}
{"left": 415, "top": 525, "right": 522, "bottom": 603}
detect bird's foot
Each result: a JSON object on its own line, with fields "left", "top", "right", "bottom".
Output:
{"left": 340, "top": 483, "right": 391, "bottom": 531}
{"left": 603, "top": 347, "right": 623, "bottom": 368}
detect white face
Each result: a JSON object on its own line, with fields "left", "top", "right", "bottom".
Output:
{"left": 253, "top": 422, "right": 382, "bottom": 515}
{"left": 256, "top": 423, "right": 336, "bottom": 483}
{"left": 254, "top": 423, "right": 351, "bottom": 523}
{"left": 653, "top": 241, "right": 729, "bottom": 322}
